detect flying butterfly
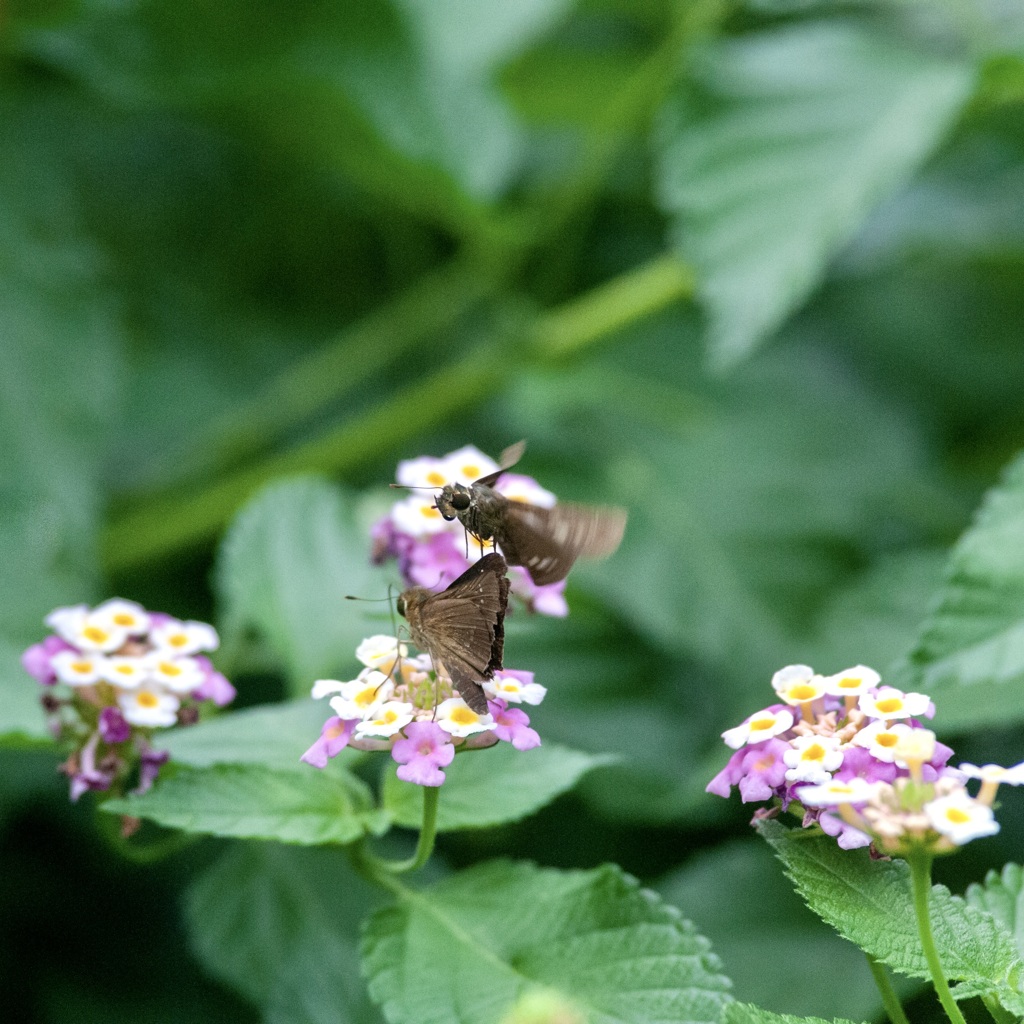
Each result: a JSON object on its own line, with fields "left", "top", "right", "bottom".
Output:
{"left": 433, "top": 441, "right": 627, "bottom": 586}
{"left": 396, "top": 552, "right": 509, "bottom": 715}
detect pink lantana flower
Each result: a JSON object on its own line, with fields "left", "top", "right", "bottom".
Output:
{"left": 23, "top": 599, "right": 235, "bottom": 803}
{"left": 303, "top": 634, "right": 545, "bottom": 788}
{"left": 392, "top": 722, "right": 456, "bottom": 787}
{"left": 372, "top": 444, "right": 569, "bottom": 616}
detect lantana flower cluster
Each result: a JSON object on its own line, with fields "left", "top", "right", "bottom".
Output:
{"left": 301, "top": 634, "right": 545, "bottom": 787}
{"left": 709, "top": 663, "right": 1023, "bottom": 854}
{"left": 372, "top": 444, "right": 568, "bottom": 616}
{"left": 22, "top": 599, "right": 235, "bottom": 801}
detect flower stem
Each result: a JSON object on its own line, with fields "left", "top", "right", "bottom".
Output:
{"left": 908, "top": 851, "right": 968, "bottom": 1024}
{"left": 865, "top": 951, "right": 910, "bottom": 1024}
{"left": 982, "top": 995, "right": 1018, "bottom": 1024}
{"left": 352, "top": 786, "right": 440, "bottom": 882}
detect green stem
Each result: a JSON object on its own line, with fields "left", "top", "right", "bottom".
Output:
{"left": 865, "top": 952, "right": 911, "bottom": 1024}
{"left": 353, "top": 785, "right": 440, "bottom": 881}
{"left": 96, "top": 809, "right": 199, "bottom": 864}
{"left": 101, "top": 253, "right": 692, "bottom": 572}
{"left": 981, "top": 994, "right": 1017, "bottom": 1024}
{"left": 908, "top": 851, "right": 968, "bottom": 1024}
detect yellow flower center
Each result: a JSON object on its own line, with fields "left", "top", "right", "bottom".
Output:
{"left": 169, "top": 634, "right": 188, "bottom": 648}
{"left": 113, "top": 613, "right": 135, "bottom": 626}
{"left": 789, "top": 684, "right": 818, "bottom": 701}
{"left": 115, "top": 664, "right": 135, "bottom": 676}
{"left": 837, "top": 676, "right": 861, "bottom": 690}
{"left": 160, "top": 661, "right": 182, "bottom": 676}
{"left": 420, "top": 505, "right": 441, "bottom": 519}
{"left": 72, "top": 660, "right": 93, "bottom": 674}
{"left": 450, "top": 707, "right": 478, "bottom": 726}
{"left": 945, "top": 807, "right": 971, "bottom": 825}
{"left": 426, "top": 471, "right": 446, "bottom": 486}
{"left": 83, "top": 626, "right": 109, "bottom": 644}
{"left": 461, "top": 464, "right": 481, "bottom": 479}
{"left": 749, "top": 716, "right": 775, "bottom": 733}
{"left": 877, "top": 733, "right": 898, "bottom": 748}
{"left": 876, "top": 698, "right": 902, "bottom": 714}
{"left": 356, "top": 688, "right": 379, "bottom": 708}
{"left": 803, "top": 743, "right": 826, "bottom": 763}
{"left": 138, "top": 691, "right": 159, "bottom": 708}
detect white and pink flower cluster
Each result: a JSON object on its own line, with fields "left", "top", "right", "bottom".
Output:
{"left": 301, "top": 634, "right": 545, "bottom": 787}
{"left": 22, "top": 599, "right": 235, "bottom": 801}
{"left": 371, "top": 444, "right": 569, "bottom": 616}
{"left": 709, "top": 663, "right": 1023, "bottom": 853}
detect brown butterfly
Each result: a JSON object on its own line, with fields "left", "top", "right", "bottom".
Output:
{"left": 433, "top": 441, "right": 627, "bottom": 587}
{"left": 396, "top": 552, "right": 509, "bottom": 715}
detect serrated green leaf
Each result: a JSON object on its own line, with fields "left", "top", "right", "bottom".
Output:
{"left": 361, "top": 860, "right": 731, "bottom": 1024}
{"left": 160, "top": 698, "right": 361, "bottom": 771}
{"left": 895, "top": 451, "right": 1024, "bottom": 731}
{"left": 186, "top": 843, "right": 383, "bottom": 1024}
{"left": 760, "top": 820, "right": 1024, "bottom": 991}
{"left": 657, "top": 839, "right": 910, "bottom": 1020}
{"left": 657, "top": 23, "right": 974, "bottom": 366}
{"left": 966, "top": 863, "right": 1024, "bottom": 958}
{"left": 0, "top": 637, "right": 52, "bottom": 745}
{"left": 726, "top": 1003, "right": 862, "bottom": 1024}
{"left": 103, "top": 763, "right": 390, "bottom": 845}
{"left": 382, "top": 742, "right": 615, "bottom": 831}
{"left": 214, "top": 476, "right": 389, "bottom": 695}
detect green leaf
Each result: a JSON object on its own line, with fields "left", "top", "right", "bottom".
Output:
{"left": 186, "top": 843, "right": 383, "bottom": 1023}
{"left": 160, "top": 698, "right": 358, "bottom": 771}
{"left": 382, "top": 742, "right": 616, "bottom": 831}
{"left": 0, "top": 91, "right": 116, "bottom": 641}
{"left": 102, "top": 763, "right": 390, "bottom": 845}
{"left": 214, "top": 476, "right": 389, "bottom": 695}
{"left": 657, "top": 22, "right": 974, "bottom": 366}
{"left": 361, "top": 860, "right": 731, "bottom": 1024}
{"left": 895, "top": 451, "right": 1024, "bottom": 731}
{"left": 0, "top": 637, "right": 52, "bottom": 745}
{"left": 657, "top": 839, "right": 908, "bottom": 1021}
{"left": 20, "top": 0, "right": 568, "bottom": 226}
{"left": 725, "top": 1004, "right": 862, "bottom": 1024}
{"left": 800, "top": 549, "right": 948, "bottom": 679}
{"left": 760, "top": 820, "right": 1024, "bottom": 990}
{"left": 966, "top": 864, "right": 1024, "bottom": 958}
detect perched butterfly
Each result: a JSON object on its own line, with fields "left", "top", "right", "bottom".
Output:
{"left": 433, "top": 441, "right": 627, "bottom": 586}
{"left": 396, "top": 552, "right": 509, "bottom": 715}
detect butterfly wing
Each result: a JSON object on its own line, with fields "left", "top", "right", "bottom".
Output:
{"left": 416, "top": 553, "right": 509, "bottom": 714}
{"left": 496, "top": 501, "right": 627, "bottom": 586}
{"left": 472, "top": 439, "right": 526, "bottom": 489}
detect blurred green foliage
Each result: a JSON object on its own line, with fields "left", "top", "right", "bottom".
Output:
{"left": 3, "top": 0, "right": 1024, "bottom": 1020}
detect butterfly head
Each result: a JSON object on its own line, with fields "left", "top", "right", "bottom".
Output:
{"left": 434, "top": 483, "right": 473, "bottom": 521}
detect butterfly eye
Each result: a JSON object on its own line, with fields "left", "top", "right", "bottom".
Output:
{"left": 396, "top": 596, "right": 406, "bottom": 617}
{"left": 451, "top": 491, "right": 471, "bottom": 511}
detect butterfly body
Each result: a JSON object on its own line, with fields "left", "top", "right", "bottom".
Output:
{"left": 434, "top": 442, "right": 626, "bottom": 587}
{"left": 397, "top": 552, "right": 509, "bottom": 715}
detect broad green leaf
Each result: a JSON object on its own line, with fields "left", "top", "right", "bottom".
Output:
{"left": 19, "top": 0, "right": 567, "bottom": 225}
{"left": 0, "top": 92, "right": 116, "bottom": 641}
{"left": 760, "top": 820, "right": 1024, "bottom": 990}
{"left": 214, "top": 476, "right": 388, "bottom": 695}
{"left": 160, "top": 698, "right": 360, "bottom": 771}
{"left": 0, "top": 638, "right": 52, "bottom": 745}
{"left": 895, "top": 451, "right": 1024, "bottom": 731}
{"left": 511, "top": 338, "right": 939, "bottom": 707}
{"left": 362, "top": 860, "right": 731, "bottom": 1024}
{"left": 657, "top": 22, "right": 974, "bottom": 366}
{"left": 186, "top": 843, "right": 383, "bottom": 1024}
{"left": 799, "top": 549, "right": 948, "bottom": 679}
{"left": 726, "top": 1004, "right": 862, "bottom": 1024}
{"left": 966, "top": 864, "right": 1024, "bottom": 958}
{"left": 382, "top": 742, "right": 616, "bottom": 831}
{"left": 657, "top": 839, "right": 910, "bottom": 1021}
{"left": 103, "top": 763, "right": 390, "bottom": 845}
